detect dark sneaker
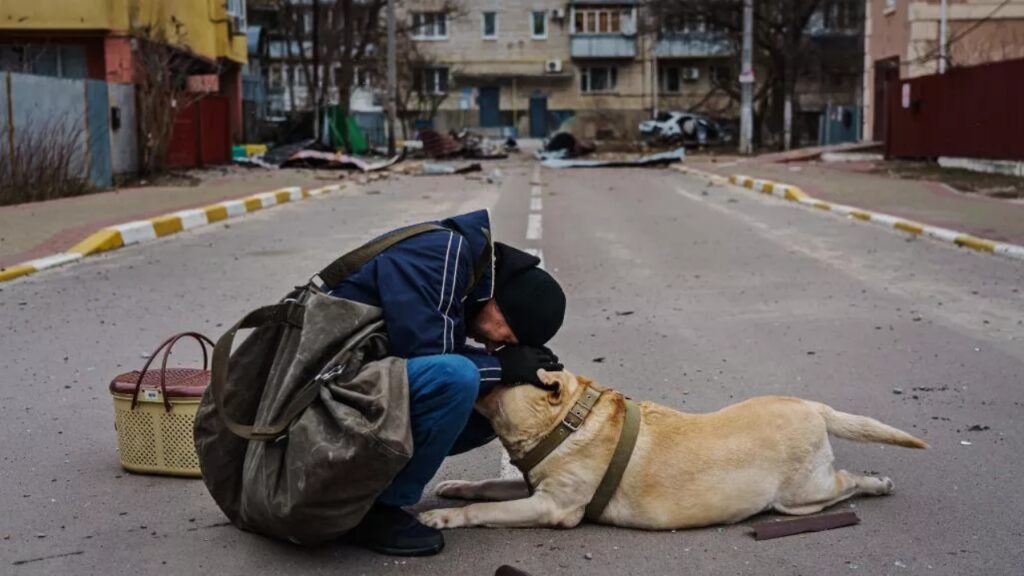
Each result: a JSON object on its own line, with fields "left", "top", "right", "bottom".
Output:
{"left": 353, "top": 504, "right": 445, "bottom": 556}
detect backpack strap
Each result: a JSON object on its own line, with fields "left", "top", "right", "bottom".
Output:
{"left": 314, "top": 222, "right": 447, "bottom": 289}
{"left": 465, "top": 227, "right": 492, "bottom": 298}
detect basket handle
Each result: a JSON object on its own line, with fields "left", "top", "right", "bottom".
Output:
{"left": 130, "top": 332, "right": 215, "bottom": 412}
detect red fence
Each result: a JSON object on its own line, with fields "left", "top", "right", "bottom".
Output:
{"left": 886, "top": 58, "right": 1024, "bottom": 161}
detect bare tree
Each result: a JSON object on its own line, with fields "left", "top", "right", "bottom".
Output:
{"left": 263, "top": 0, "right": 465, "bottom": 145}
{"left": 651, "top": 0, "right": 836, "bottom": 148}
{"left": 391, "top": 34, "right": 453, "bottom": 139}
{"left": 130, "top": 13, "right": 210, "bottom": 175}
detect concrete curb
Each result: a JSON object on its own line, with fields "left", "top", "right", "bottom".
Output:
{"left": 673, "top": 165, "right": 1024, "bottom": 262}
{"left": 0, "top": 184, "right": 344, "bottom": 283}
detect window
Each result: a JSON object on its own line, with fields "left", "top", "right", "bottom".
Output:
{"left": 580, "top": 66, "right": 617, "bottom": 93}
{"left": 269, "top": 65, "right": 284, "bottom": 89}
{"left": 531, "top": 11, "right": 547, "bottom": 39}
{"left": 662, "top": 14, "right": 711, "bottom": 35}
{"left": 416, "top": 67, "right": 449, "bottom": 95}
{"left": 335, "top": 67, "right": 372, "bottom": 87}
{"left": 412, "top": 12, "right": 448, "bottom": 39}
{"left": 482, "top": 11, "right": 498, "bottom": 39}
{"left": 659, "top": 66, "right": 681, "bottom": 93}
{"left": 573, "top": 8, "right": 632, "bottom": 34}
{"left": 710, "top": 65, "right": 730, "bottom": 85}
{"left": 0, "top": 45, "right": 87, "bottom": 79}
{"left": 658, "top": 66, "right": 700, "bottom": 93}
{"left": 823, "top": 0, "right": 856, "bottom": 30}
{"left": 357, "top": 68, "right": 372, "bottom": 87}
{"left": 226, "top": 0, "right": 247, "bottom": 31}
{"left": 303, "top": 11, "right": 314, "bottom": 34}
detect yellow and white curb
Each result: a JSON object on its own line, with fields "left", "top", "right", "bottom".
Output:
{"left": 674, "top": 165, "right": 1024, "bottom": 262}
{"left": 0, "top": 184, "right": 344, "bottom": 283}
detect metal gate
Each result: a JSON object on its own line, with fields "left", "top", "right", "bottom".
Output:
{"left": 886, "top": 57, "right": 1024, "bottom": 161}
{"left": 166, "top": 96, "right": 230, "bottom": 168}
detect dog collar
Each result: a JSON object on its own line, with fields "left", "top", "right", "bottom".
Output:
{"left": 511, "top": 382, "right": 604, "bottom": 474}
{"left": 510, "top": 381, "right": 643, "bottom": 521}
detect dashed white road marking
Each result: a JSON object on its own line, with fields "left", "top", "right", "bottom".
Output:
{"left": 526, "top": 213, "right": 543, "bottom": 240}
{"left": 530, "top": 197, "right": 543, "bottom": 211}
{"left": 530, "top": 185, "right": 542, "bottom": 197}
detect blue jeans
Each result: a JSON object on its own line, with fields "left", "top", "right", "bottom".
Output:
{"left": 376, "top": 355, "right": 497, "bottom": 507}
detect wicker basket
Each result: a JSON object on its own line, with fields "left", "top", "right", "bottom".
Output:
{"left": 109, "top": 333, "right": 213, "bottom": 478}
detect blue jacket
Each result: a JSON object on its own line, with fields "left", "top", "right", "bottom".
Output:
{"left": 328, "top": 210, "right": 502, "bottom": 392}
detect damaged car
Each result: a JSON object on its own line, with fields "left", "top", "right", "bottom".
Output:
{"left": 639, "top": 111, "right": 734, "bottom": 147}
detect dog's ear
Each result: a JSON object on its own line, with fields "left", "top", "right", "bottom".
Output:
{"left": 537, "top": 369, "right": 564, "bottom": 405}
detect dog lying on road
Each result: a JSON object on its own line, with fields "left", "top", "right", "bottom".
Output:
{"left": 419, "top": 369, "right": 927, "bottom": 530}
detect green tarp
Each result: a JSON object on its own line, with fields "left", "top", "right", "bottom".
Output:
{"left": 326, "top": 106, "right": 369, "bottom": 154}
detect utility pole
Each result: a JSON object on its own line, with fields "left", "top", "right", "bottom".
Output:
{"left": 739, "top": 0, "right": 754, "bottom": 155}
{"left": 312, "top": 0, "right": 321, "bottom": 141}
{"left": 386, "top": 0, "right": 397, "bottom": 155}
{"left": 652, "top": 38, "right": 659, "bottom": 119}
{"left": 939, "top": 0, "right": 948, "bottom": 73}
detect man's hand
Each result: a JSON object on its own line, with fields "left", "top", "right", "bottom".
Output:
{"left": 497, "top": 346, "right": 563, "bottom": 386}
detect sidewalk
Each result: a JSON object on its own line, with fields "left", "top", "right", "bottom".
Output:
{"left": 687, "top": 156, "right": 1024, "bottom": 245}
{"left": 0, "top": 167, "right": 339, "bottom": 268}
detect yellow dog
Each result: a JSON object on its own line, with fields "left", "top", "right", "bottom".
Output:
{"left": 420, "top": 369, "right": 926, "bottom": 530}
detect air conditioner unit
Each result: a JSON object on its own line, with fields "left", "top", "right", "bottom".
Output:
{"left": 545, "top": 59, "right": 563, "bottom": 74}
{"left": 551, "top": 8, "right": 566, "bottom": 20}
{"left": 682, "top": 67, "right": 700, "bottom": 81}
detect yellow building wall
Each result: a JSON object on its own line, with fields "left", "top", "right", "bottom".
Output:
{"left": 0, "top": 0, "right": 245, "bottom": 64}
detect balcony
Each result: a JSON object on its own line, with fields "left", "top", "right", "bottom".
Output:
{"left": 654, "top": 35, "right": 732, "bottom": 58}
{"left": 570, "top": 35, "right": 636, "bottom": 59}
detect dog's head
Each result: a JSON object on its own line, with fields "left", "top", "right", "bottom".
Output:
{"left": 476, "top": 369, "right": 588, "bottom": 456}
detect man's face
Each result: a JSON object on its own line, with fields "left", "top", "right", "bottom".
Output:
{"left": 469, "top": 299, "right": 519, "bottom": 352}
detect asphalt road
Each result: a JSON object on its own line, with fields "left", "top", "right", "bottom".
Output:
{"left": 2, "top": 157, "right": 1022, "bottom": 576}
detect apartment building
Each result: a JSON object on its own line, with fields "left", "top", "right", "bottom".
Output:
{"left": 864, "top": 0, "right": 1024, "bottom": 141}
{"left": 247, "top": 0, "right": 865, "bottom": 145}
{"left": 405, "top": 0, "right": 735, "bottom": 139}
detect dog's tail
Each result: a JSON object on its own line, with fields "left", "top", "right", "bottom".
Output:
{"left": 809, "top": 401, "right": 928, "bottom": 449}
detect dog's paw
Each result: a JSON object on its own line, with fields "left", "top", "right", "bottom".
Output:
{"left": 435, "top": 480, "right": 472, "bottom": 500}
{"left": 419, "top": 508, "right": 466, "bottom": 529}
{"left": 881, "top": 476, "right": 895, "bottom": 494}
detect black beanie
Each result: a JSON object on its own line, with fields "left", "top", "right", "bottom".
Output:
{"left": 493, "top": 243, "right": 566, "bottom": 346}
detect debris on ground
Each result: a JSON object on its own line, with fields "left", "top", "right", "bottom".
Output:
{"left": 420, "top": 129, "right": 463, "bottom": 158}
{"left": 967, "top": 425, "right": 990, "bottom": 432}
{"left": 281, "top": 150, "right": 403, "bottom": 172}
{"left": 751, "top": 511, "right": 860, "bottom": 540}
{"left": 535, "top": 132, "right": 597, "bottom": 161}
{"left": 233, "top": 138, "right": 404, "bottom": 173}
{"left": 416, "top": 163, "right": 483, "bottom": 176}
{"left": 541, "top": 147, "right": 685, "bottom": 169}
{"left": 419, "top": 129, "right": 511, "bottom": 160}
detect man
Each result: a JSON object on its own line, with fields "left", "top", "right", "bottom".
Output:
{"left": 329, "top": 209, "right": 567, "bottom": 556}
